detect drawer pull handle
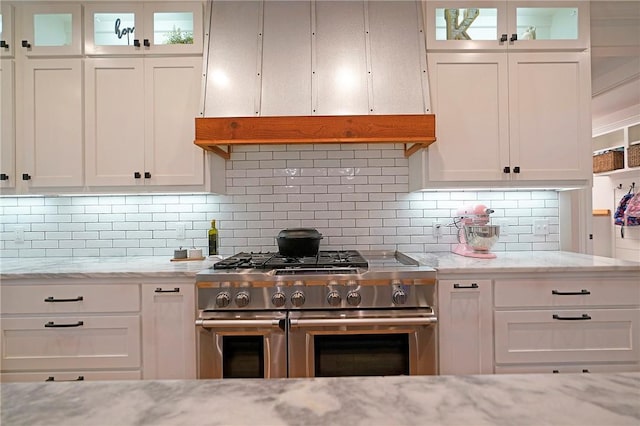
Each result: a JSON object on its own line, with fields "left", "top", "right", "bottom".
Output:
{"left": 44, "top": 321, "right": 84, "bottom": 328}
{"left": 155, "top": 287, "right": 180, "bottom": 293}
{"left": 552, "top": 370, "right": 559, "bottom": 373}
{"left": 46, "top": 376, "right": 84, "bottom": 382}
{"left": 582, "top": 369, "right": 590, "bottom": 373}
{"left": 552, "top": 314, "right": 591, "bottom": 321}
{"left": 44, "top": 296, "right": 84, "bottom": 303}
{"left": 453, "top": 283, "right": 478, "bottom": 289}
{"left": 552, "top": 289, "right": 590, "bottom": 296}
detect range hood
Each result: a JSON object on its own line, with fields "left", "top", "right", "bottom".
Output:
{"left": 196, "top": 0, "right": 435, "bottom": 159}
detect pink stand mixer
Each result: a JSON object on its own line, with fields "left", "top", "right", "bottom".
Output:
{"left": 452, "top": 204, "right": 500, "bottom": 259}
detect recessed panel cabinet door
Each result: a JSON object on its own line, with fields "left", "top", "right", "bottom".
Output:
{"left": 22, "top": 59, "right": 83, "bottom": 188}
{"left": 0, "top": 59, "right": 15, "bottom": 190}
{"left": 85, "top": 58, "right": 145, "bottom": 187}
{"left": 144, "top": 57, "right": 204, "bottom": 186}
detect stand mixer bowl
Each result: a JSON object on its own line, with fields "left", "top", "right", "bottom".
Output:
{"left": 463, "top": 225, "right": 500, "bottom": 252}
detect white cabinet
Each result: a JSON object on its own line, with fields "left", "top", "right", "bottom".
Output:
{"left": 141, "top": 283, "right": 196, "bottom": 380}
{"left": 424, "top": 1, "right": 589, "bottom": 51}
{"left": 437, "top": 279, "right": 493, "bottom": 375}
{"left": 0, "top": 3, "right": 14, "bottom": 58}
{"left": 592, "top": 122, "right": 640, "bottom": 178}
{"left": 19, "top": 58, "right": 83, "bottom": 189}
{"left": 18, "top": 3, "right": 83, "bottom": 57}
{"left": 0, "top": 282, "right": 142, "bottom": 382}
{"left": 84, "top": 2, "right": 203, "bottom": 56}
{"left": 493, "top": 277, "right": 640, "bottom": 373}
{"left": 0, "top": 59, "right": 14, "bottom": 190}
{"left": 85, "top": 57, "right": 204, "bottom": 187}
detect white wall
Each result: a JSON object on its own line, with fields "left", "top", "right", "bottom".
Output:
{"left": 0, "top": 144, "right": 561, "bottom": 258}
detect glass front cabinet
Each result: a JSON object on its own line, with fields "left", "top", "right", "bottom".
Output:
{"left": 18, "top": 3, "right": 83, "bottom": 56}
{"left": 425, "top": 1, "right": 589, "bottom": 50}
{"left": 0, "top": 3, "right": 14, "bottom": 58}
{"left": 84, "top": 2, "right": 203, "bottom": 55}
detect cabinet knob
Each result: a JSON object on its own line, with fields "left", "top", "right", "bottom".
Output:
{"left": 503, "top": 166, "right": 511, "bottom": 174}
{"left": 143, "top": 39, "right": 150, "bottom": 47}
{"left": 22, "top": 173, "right": 31, "bottom": 181}
{"left": 0, "top": 173, "right": 8, "bottom": 181}
{"left": 21, "top": 40, "right": 31, "bottom": 48}
{"left": 133, "top": 39, "right": 141, "bottom": 47}
{"left": 134, "top": 172, "right": 141, "bottom": 179}
{"left": 0, "top": 40, "right": 9, "bottom": 49}
{"left": 513, "top": 166, "right": 520, "bottom": 173}
{"left": 499, "top": 34, "right": 508, "bottom": 43}
{"left": 144, "top": 171, "right": 151, "bottom": 179}
{"left": 510, "top": 33, "right": 518, "bottom": 42}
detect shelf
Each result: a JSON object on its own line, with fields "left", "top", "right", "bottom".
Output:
{"left": 194, "top": 114, "right": 436, "bottom": 159}
{"left": 594, "top": 168, "right": 640, "bottom": 178}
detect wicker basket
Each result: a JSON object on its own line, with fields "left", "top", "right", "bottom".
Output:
{"left": 593, "top": 150, "right": 624, "bottom": 173}
{"left": 628, "top": 144, "right": 640, "bottom": 168}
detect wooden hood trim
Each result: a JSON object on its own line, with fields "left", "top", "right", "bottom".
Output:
{"left": 194, "top": 114, "right": 436, "bottom": 159}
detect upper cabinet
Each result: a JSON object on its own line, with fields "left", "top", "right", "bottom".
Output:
{"left": 0, "top": 3, "right": 14, "bottom": 58}
{"left": 18, "top": 3, "right": 83, "bottom": 56}
{"left": 424, "top": 1, "right": 589, "bottom": 51}
{"left": 84, "top": 2, "right": 203, "bottom": 55}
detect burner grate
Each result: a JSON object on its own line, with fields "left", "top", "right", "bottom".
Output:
{"left": 213, "top": 250, "right": 368, "bottom": 270}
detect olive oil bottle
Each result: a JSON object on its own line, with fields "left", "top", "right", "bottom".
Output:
{"left": 208, "top": 220, "right": 218, "bottom": 256}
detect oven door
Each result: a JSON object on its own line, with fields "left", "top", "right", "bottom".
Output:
{"left": 288, "top": 309, "right": 437, "bottom": 378}
{"left": 196, "top": 311, "right": 287, "bottom": 379}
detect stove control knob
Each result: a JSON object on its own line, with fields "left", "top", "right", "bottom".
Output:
{"left": 271, "top": 292, "right": 286, "bottom": 307}
{"left": 215, "top": 292, "right": 231, "bottom": 308}
{"left": 235, "top": 291, "right": 250, "bottom": 308}
{"left": 392, "top": 289, "right": 407, "bottom": 305}
{"left": 347, "top": 291, "right": 361, "bottom": 306}
{"left": 327, "top": 290, "right": 341, "bottom": 306}
{"left": 291, "top": 291, "right": 306, "bottom": 307}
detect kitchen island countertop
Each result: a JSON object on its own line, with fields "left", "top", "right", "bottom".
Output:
{"left": 1, "top": 373, "right": 639, "bottom": 426}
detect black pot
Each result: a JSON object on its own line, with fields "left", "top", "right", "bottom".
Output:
{"left": 276, "top": 228, "right": 323, "bottom": 257}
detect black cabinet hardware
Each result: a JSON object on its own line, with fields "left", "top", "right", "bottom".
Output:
{"left": 552, "top": 370, "right": 559, "bottom": 373}
{"left": 143, "top": 39, "right": 150, "bottom": 47}
{"left": 46, "top": 376, "right": 84, "bottom": 382}
{"left": 22, "top": 173, "right": 31, "bottom": 181}
{"left": 510, "top": 34, "right": 517, "bottom": 42}
{"left": 513, "top": 166, "right": 520, "bottom": 173}
{"left": 500, "top": 34, "right": 508, "bottom": 42}
{"left": 552, "top": 314, "right": 591, "bottom": 321}
{"left": 453, "top": 283, "right": 478, "bottom": 289}
{"left": 134, "top": 172, "right": 141, "bottom": 179}
{"left": 44, "top": 321, "right": 84, "bottom": 328}
{"left": 552, "top": 289, "right": 590, "bottom": 296}
{"left": 45, "top": 296, "right": 84, "bottom": 303}
{"left": 0, "top": 40, "right": 8, "bottom": 49}
{"left": 0, "top": 173, "right": 8, "bottom": 181}
{"left": 133, "top": 39, "right": 141, "bottom": 47}
{"left": 155, "top": 287, "right": 180, "bottom": 293}
{"left": 21, "top": 40, "right": 31, "bottom": 48}
{"left": 582, "top": 369, "right": 590, "bottom": 373}
{"left": 503, "top": 166, "right": 510, "bottom": 173}
{"left": 144, "top": 171, "right": 151, "bottom": 179}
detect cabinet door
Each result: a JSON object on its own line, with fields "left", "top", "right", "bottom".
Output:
{"left": 19, "top": 3, "right": 82, "bottom": 56}
{"left": 85, "top": 58, "right": 145, "bottom": 187}
{"left": 0, "top": 4, "right": 14, "bottom": 58}
{"left": 438, "top": 279, "right": 493, "bottom": 375}
{"left": 21, "top": 59, "right": 83, "bottom": 188}
{"left": 508, "top": 51, "right": 591, "bottom": 181}
{"left": 142, "top": 2, "right": 203, "bottom": 55}
{"left": 426, "top": 52, "right": 510, "bottom": 182}
{"left": 144, "top": 57, "right": 204, "bottom": 186}
{"left": 0, "top": 59, "right": 14, "bottom": 189}
{"left": 84, "top": 3, "right": 144, "bottom": 55}
{"left": 141, "top": 284, "right": 196, "bottom": 379}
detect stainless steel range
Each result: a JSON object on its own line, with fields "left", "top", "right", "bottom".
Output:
{"left": 195, "top": 250, "right": 437, "bottom": 379}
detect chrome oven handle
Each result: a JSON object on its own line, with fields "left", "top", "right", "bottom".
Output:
{"left": 196, "top": 319, "right": 282, "bottom": 328}
{"left": 289, "top": 316, "right": 437, "bottom": 328}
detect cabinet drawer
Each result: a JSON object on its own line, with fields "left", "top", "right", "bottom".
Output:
{"left": 1, "top": 284, "right": 140, "bottom": 314}
{"left": 0, "top": 316, "right": 141, "bottom": 371}
{"left": 1, "top": 370, "right": 141, "bottom": 383}
{"left": 494, "top": 279, "right": 640, "bottom": 308}
{"left": 494, "top": 309, "right": 640, "bottom": 364}
{"left": 495, "top": 363, "right": 640, "bottom": 374}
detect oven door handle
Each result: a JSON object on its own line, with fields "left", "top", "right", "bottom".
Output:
{"left": 196, "top": 319, "right": 283, "bottom": 328}
{"left": 289, "top": 316, "right": 437, "bottom": 328}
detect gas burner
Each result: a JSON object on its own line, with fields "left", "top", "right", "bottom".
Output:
{"left": 213, "top": 250, "right": 368, "bottom": 270}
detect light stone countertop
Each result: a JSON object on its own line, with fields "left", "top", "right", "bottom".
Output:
{"left": 1, "top": 373, "right": 639, "bottom": 426}
{"left": 0, "top": 251, "right": 638, "bottom": 280}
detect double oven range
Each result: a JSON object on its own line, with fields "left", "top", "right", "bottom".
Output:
{"left": 195, "top": 250, "right": 438, "bottom": 379}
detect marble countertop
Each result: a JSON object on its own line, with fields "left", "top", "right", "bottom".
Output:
{"left": 0, "top": 251, "right": 638, "bottom": 280}
{"left": 2, "top": 373, "right": 639, "bottom": 426}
